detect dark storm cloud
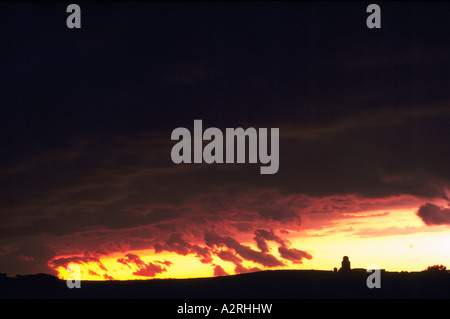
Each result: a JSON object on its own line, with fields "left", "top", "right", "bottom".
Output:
{"left": 0, "top": 106, "right": 448, "bottom": 274}
{"left": 165, "top": 64, "right": 210, "bottom": 85}
{"left": 275, "top": 106, "right": 450, "bottom": 199}
{"left": 417, "top": 203, "right": 450, "bottom": 226}
{"left": 0, "top": 242, "right": 57, "bottom": 276}
{"left": 0, "top": 2, "right": 449, "bottom": 275}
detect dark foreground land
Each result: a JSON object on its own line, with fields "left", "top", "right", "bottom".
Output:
{"left": 1, "top": 270, "right": 450, "bottom": 299}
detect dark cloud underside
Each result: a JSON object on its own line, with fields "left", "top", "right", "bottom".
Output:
{"left": 0, "top": 2, "right": 449, "bottom": 275}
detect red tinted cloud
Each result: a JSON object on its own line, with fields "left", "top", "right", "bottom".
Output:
{"left": 234, "top": 263, "right": 260, "bottom": 274}
{"left": 155, "top": 260, "right": 173, "bottom": 267}
{"left": 88, "top": 269, "right": 100, "bottom": 276}
{"left": 278, "top": 246, "right": 312, "bottom": 264}
{"left": 103, "top": 274, "right": 114, "bottom": 280}
{"left": 254, "top": 236, "right": 269, "bottom": 253}
{"left": 253, "top": 229, "right": 286, "bottom": 253}
{"left": 213, "top": 265, "right": 228, "bottom": 277}
{"left": 154, "top": 233, "right": 213, "bottom": 264}
{"left": 154, "top": 233, "right": 191, "bottom": 255}
{"left": 190, "top": 245, "right": 213, "bottom": 264}
{"left": 117, "top": 253, "right": 146, "bottom": 268}
{"left": 205, "top": 232, "right": 284, "bottom": 267}
{"left": 215, "top": 249, "right": 261, "bottom": 275}
{"left": 216, "top": 249, "right": 243, "bottom": 264}
{"left": 50, "top": 254, "right": 107, "bottom": 272}
{"left": 116, "top": 253, "right": 171, "bottom": 277}
{"left": 133, "top": 263, "right": 166, "bottom": 277}
{"left": 254, "top": 229, "right": 284, "bottom": 244}
{"left": 0, "top": 147, "right": 426, "bottom": 276}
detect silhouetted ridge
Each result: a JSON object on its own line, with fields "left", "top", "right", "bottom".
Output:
{"left": 1, "top": 269, "right": 450, "bottom": 299}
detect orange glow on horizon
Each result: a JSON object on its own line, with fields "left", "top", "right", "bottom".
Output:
{"left": 53, "top": 206, "right": 450, "bottom": 280}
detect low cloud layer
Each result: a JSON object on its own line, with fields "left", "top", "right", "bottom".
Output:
{"left": 0, "top": 109, "right": 448, "bottom": 276}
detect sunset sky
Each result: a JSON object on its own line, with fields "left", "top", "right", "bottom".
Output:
{"left": 1, "top": 2, "right": 449, "bottom": 281}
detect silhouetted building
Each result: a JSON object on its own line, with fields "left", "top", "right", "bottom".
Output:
{"left": 340, "top": 256, "right": 351, "bottom": 272}
{"left": 0, "top": 273, "right": 6, "bottom": 280}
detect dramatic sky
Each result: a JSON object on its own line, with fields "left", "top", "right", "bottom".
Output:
{"left": 1, "top": 2, "right": 450, "bottom": 280}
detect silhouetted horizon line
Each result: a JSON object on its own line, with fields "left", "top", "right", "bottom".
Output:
{"left": 2, "top": 266, "right": 449, "bottom": 281}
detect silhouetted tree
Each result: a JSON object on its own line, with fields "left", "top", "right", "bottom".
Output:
{"left": 423, "top": 265, "right": 447, "bottom": 273}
